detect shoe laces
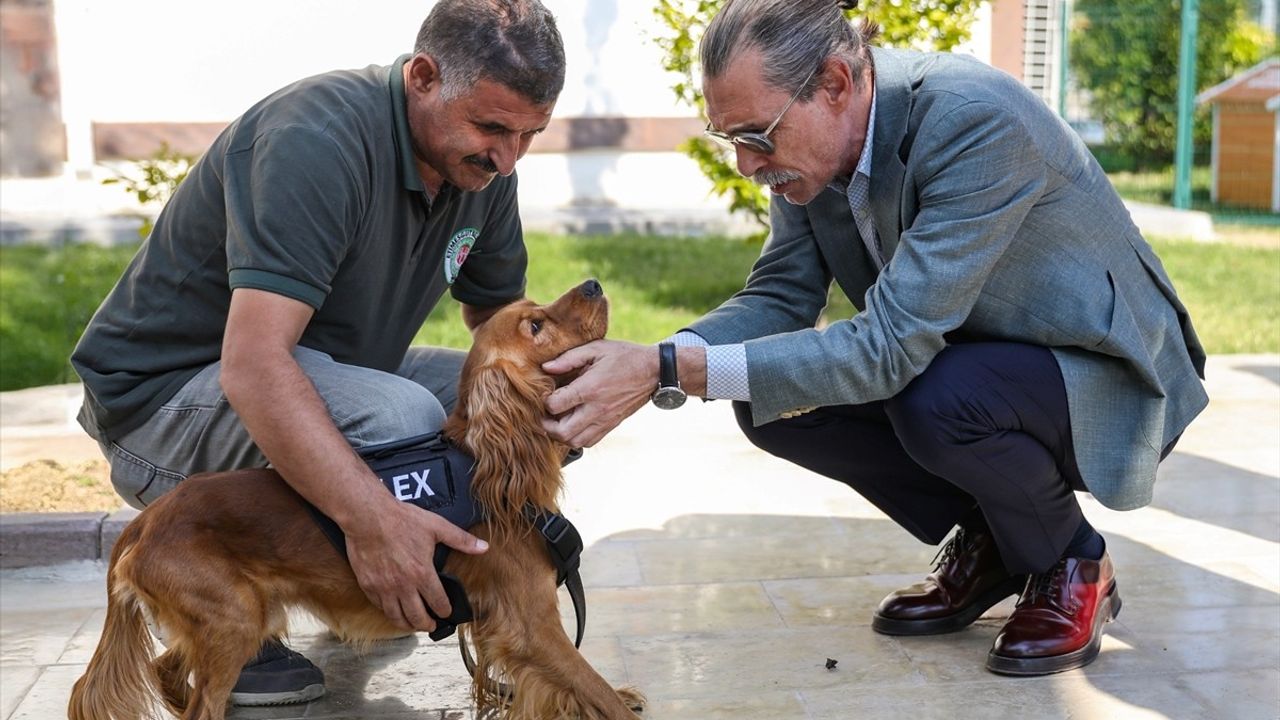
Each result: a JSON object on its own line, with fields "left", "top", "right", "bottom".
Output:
{"left": 930, "top": 527, "right": 969, "bottom": 570}
{"left": 1023, "top": 560, "right": 1068, "bottom": 607}
{"left": 247, "top": 639, "right": 298, "bottom": 667}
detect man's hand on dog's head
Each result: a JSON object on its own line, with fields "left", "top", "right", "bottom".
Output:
{"left": 541, "top": 339, "right": 658, "bottom": 448}
{"left": 344, "top": 496, "right": 488, "bottom": 632}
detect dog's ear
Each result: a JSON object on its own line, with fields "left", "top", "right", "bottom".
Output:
{"left": 462, "top": 360, "right": 562, "bottom": 522}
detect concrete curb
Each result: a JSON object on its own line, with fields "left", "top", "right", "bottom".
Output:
{"left": 0, "top": 508, "right": 139, "bottom": 568}
{"left": 1122, "top": 200, "right": 1217, "bottom": 242}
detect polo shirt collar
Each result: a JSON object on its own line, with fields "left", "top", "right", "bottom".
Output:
{"left": 389, "top": 54, "right": 426, "bottom": 195}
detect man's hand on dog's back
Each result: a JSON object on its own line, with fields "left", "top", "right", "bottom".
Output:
{"left": 222, "top": 288, "right": 488, "bottom": 633}
{"left": 342, "top": 497, "right": 488, "bottom": 632}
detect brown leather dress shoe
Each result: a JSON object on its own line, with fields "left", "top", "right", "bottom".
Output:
{"left": 986, "top": 552, "right": 1121, "bottom": 676}
{"left": 872, "top": 526, "right": 1027, "bottom": 636}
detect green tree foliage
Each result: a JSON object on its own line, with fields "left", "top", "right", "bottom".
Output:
{"left": 652, "top": 0, "right": 984, "bottom": 236}
{"left": 0, "top": 243, "right": 139, "bottom": 390}
{"left": 1072, "top": 0, "right": 1274, "bottom": 169}
{"left": 101, "top": 142, "right": 196, "bottom": 238}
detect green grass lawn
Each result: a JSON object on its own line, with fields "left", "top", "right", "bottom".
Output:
{"left": 0, "top": 243, "right": 142, "bottom": 391}
{"left": 1105, "top": 166, "right": 1280, "bottom": 241}
{"left": 413, "top": 232, "right": 761, "bottom": 349}
{"left": 1, "top": 233, "right": 1276, "bottom": 391}
{"left": 1146, "top": 237, "right": 1280, "bottom": 354}
{"left": 1107, "top": 166, "right": 1215, "bottom": 208}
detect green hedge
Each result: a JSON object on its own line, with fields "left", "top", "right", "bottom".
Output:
{"left": 1, "top": 243, "right": 140, "bottom": 391}
{"left": 1, "top": 234, "right": 1275, "bottom": 392}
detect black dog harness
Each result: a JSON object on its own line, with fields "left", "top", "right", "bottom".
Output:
{"left": 304, "top": 432, "right": 587, "bottom": 650}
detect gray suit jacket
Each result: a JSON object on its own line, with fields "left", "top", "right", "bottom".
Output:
{"left": 688, "top": 47, "right": 1207, "bottom": 511}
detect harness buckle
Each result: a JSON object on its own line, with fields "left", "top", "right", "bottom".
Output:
{"left": 537, "top": 513, "right": 570, "bottom": 544}
{"left": 525, "top": 508, "right": 583, "bottom": 585}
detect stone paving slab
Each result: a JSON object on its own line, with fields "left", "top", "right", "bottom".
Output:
{"left": 0, "top": 383, "right": 99, "bottom": 472}
{"left": 0, "top": 354, "right": 1277, "bottom": 719}
{"left": 0, "top": 172, "right": 1221, "bottom": 246}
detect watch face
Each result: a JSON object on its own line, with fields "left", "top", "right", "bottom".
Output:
{"left": 652, "top": 386, "right": 687, "bottom": 410}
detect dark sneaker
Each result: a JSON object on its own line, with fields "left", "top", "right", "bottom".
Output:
{"left": 229, "top": 638, "right": 325, "bottom": 706}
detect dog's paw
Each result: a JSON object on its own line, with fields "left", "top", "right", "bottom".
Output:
{"left": 616, "top": 686, "right": 646, "bottom": 714}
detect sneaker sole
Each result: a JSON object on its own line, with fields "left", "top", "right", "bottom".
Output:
{"left": 871, "top": 575, "right": 1026, "bottom": 637}
{"left": 229, "top": 683, "right": 326, "bottom": 707}
{"left": 984, "top": 584, "right": 1122, "bottom": 676}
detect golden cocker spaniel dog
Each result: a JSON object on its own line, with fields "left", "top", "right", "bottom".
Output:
{"left": 69, "top": 279, "right": 644, "bottom": 720}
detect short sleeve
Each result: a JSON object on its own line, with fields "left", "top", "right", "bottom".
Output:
{"left": 449, "top": 173, "right": 527, "bottom": 307}
{"left": 223, "top": 126, "right": 365, "bottom": 309}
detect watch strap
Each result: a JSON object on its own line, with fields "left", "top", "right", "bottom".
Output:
{"left": 657, "top": 342, "right": 679, "bottom": 388}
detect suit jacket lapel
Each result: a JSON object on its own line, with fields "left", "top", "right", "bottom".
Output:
{"left": 807, "top": 189, "right": 877, "bottom": 309}
{"left": 868, "top": 48, "right": 911, "bottom": 264}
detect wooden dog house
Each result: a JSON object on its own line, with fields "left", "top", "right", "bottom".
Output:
{"left": 1196, "top": 59, "right": 1280, "bottom": 212}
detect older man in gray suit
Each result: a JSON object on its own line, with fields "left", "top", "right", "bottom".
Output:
{"left": 543, "top": 0, "right": 1206, "bottom": 676}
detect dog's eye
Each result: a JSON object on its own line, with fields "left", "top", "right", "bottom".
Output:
{"left": 529, "top": 319, "right": 543, "bottom": 336}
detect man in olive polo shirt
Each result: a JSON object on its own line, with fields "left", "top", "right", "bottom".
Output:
{"left": 71, "top": 0, "right": 563, "bottom": 706}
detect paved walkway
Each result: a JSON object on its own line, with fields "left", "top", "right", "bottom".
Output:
{"left": 2, "top": 355, "right": 1277, "bottom": 719}
{"left": 0, "top": 175, "right": 1222, "bottom": 246}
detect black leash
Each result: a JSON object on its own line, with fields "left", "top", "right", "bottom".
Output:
{"left": 526, "top": 507, "right": 587, "bottom": 650}
{"left": 460, "top": 508, "right": 587, "bottom": 685}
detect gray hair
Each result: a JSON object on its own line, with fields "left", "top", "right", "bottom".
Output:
{"left": 414, "top": 0, "right": 566, "bottom": 105}
{"left": 700, "top": 0, "right": 881, "bottom": 100}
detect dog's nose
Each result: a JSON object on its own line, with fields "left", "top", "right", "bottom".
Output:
{"left": 579, "top": 279, "right": 603, "bottom": 298}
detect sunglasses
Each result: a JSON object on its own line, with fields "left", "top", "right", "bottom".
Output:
{"left": 704, "top": 65, "right": 819, "bottom": 156}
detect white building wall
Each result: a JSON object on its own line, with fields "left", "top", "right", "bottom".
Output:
{"left": 53, "top": 0, "right": 691, "bottom": 127}
{"left": 49, "top": 0, "right": 728, "bottom": 226}
{"left": 951, "top": 1, "right": 993, "bottom": 65}
{"left": 38, "top": 1, "right": 1002, "bottom": 234}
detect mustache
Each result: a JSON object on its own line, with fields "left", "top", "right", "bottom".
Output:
{"left": 753, "top": 169, "right": 802, "bottom": 187}
{"left": 465, "top": 155, "right": 498, "bottom": 173}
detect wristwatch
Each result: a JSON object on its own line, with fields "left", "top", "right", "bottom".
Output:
{"left": 650, "top": 342, "right": 687, "bottom": 410}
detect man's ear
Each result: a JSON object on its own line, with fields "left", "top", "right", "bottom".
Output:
{"left": 406, "top": 53, "right": 443, "bottom": 95}
{"left": 819, "top": 56, "right": 855, "bottom": 108}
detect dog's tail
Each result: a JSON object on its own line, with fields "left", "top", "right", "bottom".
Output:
{"left": 68, "top": 527, "right": 163, "bottom": 720}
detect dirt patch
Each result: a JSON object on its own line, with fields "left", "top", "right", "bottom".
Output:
{"left": 0, "top": 459, "right": 125, "bottom": 513}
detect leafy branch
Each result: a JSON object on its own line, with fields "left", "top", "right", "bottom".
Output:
{"left": 652, "top": 0, "right": 984, "bottom": 238}
{"left": 101, "top": 142, "right": 196, "bottom": 238}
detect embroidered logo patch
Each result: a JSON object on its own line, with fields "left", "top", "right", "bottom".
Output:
{"left": 444, "top": 227, "right": 478, "bottom": 284}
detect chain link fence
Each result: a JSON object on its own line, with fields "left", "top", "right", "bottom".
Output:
{"left": 1051, "top": 0, "right": 1279, "bottom": 224}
